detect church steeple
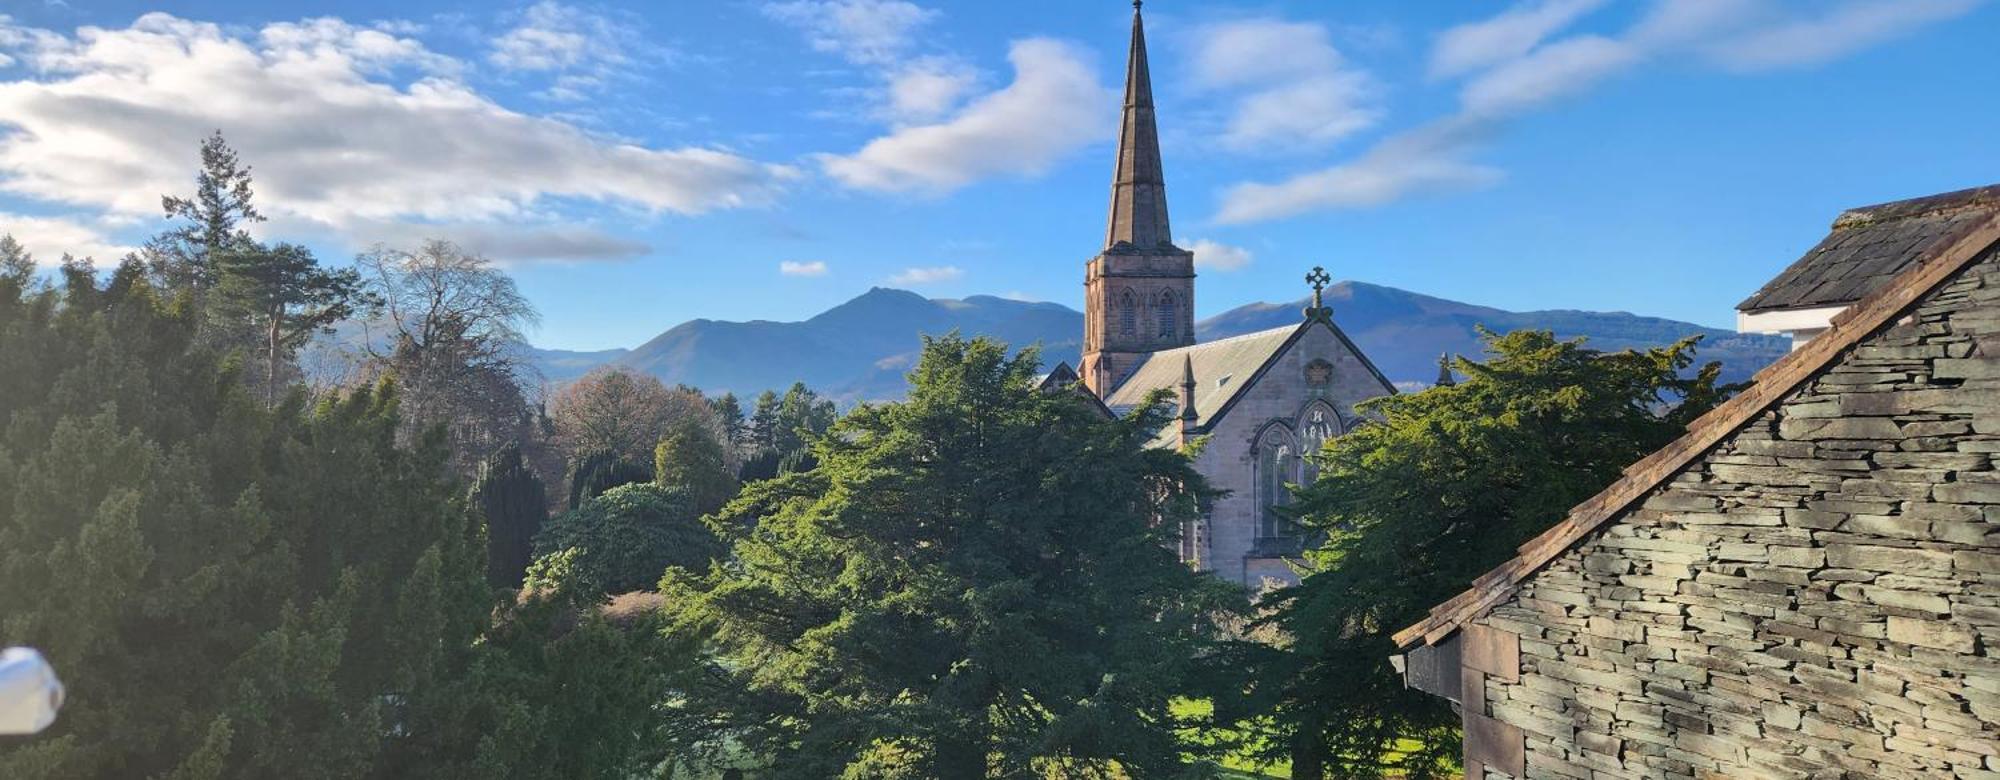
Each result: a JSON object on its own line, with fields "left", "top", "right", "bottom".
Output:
{"left": 1080, "top": 1, "right": 1196, "bottom": 397}
{"left": 1106, "top": 1, "right": 1173, "bottom": 251}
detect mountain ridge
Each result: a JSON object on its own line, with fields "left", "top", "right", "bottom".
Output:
{"left": 528, "top": 282, "right": 1788, "bottom": 401}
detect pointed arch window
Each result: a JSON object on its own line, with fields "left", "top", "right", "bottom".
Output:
{"left": 1118, "top": 289, "right": 1138, "bottom": 336}
{"left": 1255, "top": 425, "right": 1300, "bottom": 548}
{"left": 1156, "top": 290, "right": 1177, "bottom": 338}
{"left": 1297, "top": 402, "right": 1340, "bottom": 483}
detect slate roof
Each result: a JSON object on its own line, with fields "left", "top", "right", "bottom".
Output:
{"left": 1101, "top": 318, "right": 1395, "bottom": 447}
{"left": 1737, "top": 183, "right": 2000, "bottom": 313}
{"left": 1395, "top": 192, "right": 2000, "bottom": 651}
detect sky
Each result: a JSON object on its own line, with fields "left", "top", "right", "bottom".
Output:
{"left": 0, "top": 0, "right": 1995, "bottom": 351}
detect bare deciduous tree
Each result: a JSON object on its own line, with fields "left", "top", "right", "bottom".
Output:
{"left": 547, "top": 366, "right": 716, "bottom": 466}
{"left": 358, "top": 239, "right": 541, "bottom": 478}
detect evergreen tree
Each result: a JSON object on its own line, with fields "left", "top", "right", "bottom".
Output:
{"left": 0, "top": 260, "right": 490, "bottom": 779}
{"left": 654, "top": 416, "right": 738, "bottom": 516}
{"left": 565, "top": 450, "right": 653, "bottom": 511}
{"left": 0, "top": 234, "right": 31, "bottom": 288}
{"left": 1225, "top": 330, "right": 1732, "bottom": 779}
{"left": 473, "top": 443, "right": 549, "bottom": 589}
{"left": 661, "top": 334, "right": 1240, "bottom": 778}
{"left": 747, "top": 389, "right": 780, "bottom": 452}
{"left": 212, "top": 242, "right": 373, "bottom": 407}
{"left": 151, "top": 131, "right": 264, "bottom": 291}
{"left": 712, "top": 392, "right": 746, "bottom": 450}
{"left": 535, "top": 483, "right": 722, "bottom": 597}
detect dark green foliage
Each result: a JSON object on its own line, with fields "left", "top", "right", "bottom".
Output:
{"left": 565, "top": 449, "right": 652, "bottom": 511}
{"left": 407, "top": 551, "right": 694, "bottom": 780}
{"left": 150, "top": 130, "right": 264, "bottom": 291}
{"left": 0, "top": 261, "right": 490, "bottom": 778}
{"left": 474, "top": 443, "right": 549, "bottom": 589}
{"left": 712, "top": 392, "right": 746, "bottom": 449}
{"left": 211, "top": 242, "right": 373, "bottom": 406}
{"left": 1228, "top": 329, "right": 1732, "bottom": 779}
{"left": 0, "top": 234, "right": 32, "bottom": 288}
{"left": 661, "top": 334, "right": 1241, "bottom": 778}
{"left": 535, "top": 483, "right": 723, "bottom": 597}
{"left": 737, "top": 383, "right": 835, "bottom": 483}
{"left": 654, "top": 416, "right": 738, "bottom": 516}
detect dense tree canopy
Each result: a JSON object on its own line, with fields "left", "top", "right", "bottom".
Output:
{"left": 660, "top": 335, "right": 1241, "bottom": 778}
{"left": 1225, "top": 329, "right": 1732, "bottom": 779}
{"left": 536, "top": 483, "right": 723, "bottom": 598}
{"left": 0, "top": 260, "right": 488, "bottom": 778}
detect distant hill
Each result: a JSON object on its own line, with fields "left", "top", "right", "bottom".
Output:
{"left": 529, "top": 282, "right": 1788, "bottom": 401}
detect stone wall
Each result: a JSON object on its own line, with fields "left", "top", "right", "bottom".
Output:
{"left": 1460, "top": 251, "right": 2000, "bottom": 779}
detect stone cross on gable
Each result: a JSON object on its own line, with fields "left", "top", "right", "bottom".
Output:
{"left": 1304, "top": 266, "right": 1333, "bottom": 322}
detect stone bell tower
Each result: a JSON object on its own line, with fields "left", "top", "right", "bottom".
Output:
{"left": 1081, "top": 0, "right": 1195, "bottom": 396}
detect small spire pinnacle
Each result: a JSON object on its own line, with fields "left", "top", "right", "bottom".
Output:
{"left": 1181, "top": 353, "right": 1195, "bottom": 386}
{"left": 1436, "top": 353, "right": 1457, "bottom": 387}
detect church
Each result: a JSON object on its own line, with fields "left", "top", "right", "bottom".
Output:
{"left": 1042, "top": 2, "right": 1397, "bottom": 589}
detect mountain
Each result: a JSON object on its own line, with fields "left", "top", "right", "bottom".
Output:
{"left": 530, "top": 282, "right": 1789, "bottom": 401}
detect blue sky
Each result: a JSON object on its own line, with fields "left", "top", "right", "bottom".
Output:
{"left": 0, "top": 0, "right": 1994, "bottom": 350}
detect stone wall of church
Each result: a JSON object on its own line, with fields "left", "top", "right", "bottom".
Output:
{"left": 1452, "top": 251, "right": 2000, "bottom": 779}
{"left": 1191, "top": 322, "right": 1393, "bottom": 588}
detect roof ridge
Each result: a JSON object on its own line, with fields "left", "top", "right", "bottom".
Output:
{"left": 1393, "top": 207, "right": 2000, "bottom": 650}
{"left": 1832, "top": 182, "right": 2000, "bottom": 230}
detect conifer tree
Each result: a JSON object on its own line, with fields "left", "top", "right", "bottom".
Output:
{"left": 474, "top": 443, "right": 549, "bottom": 589}
{"left": 152, "top": 131, "right": 264, "bottom": 291}
{"left": 654, "top": 416, "right": 738, "bottom": 516}
{"left": 662, "top": 334, "right": 1240, "bottom": 778}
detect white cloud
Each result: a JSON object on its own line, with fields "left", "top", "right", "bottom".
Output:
{"left": 887, "top": 265, "right": 961, "bottom": 285}
{"left": 0, "top": 212, "right": 135, "bottom": 262}
{"left": 0, "top": 13, "right": 793, "bottom": 256}
{"left": 763, "top": 0, "right": 976, "bottom": 124}
{"left": 999, "top": 290, "right": 1040, "bottom": 302}
{"left": 761, "top": 0, "right": 938, "bottom": 66}
{"left": 345, "top": 219, "right": 649, "bottom": 264}
{"left": 1187, "top": 239, "right": 1252, "bottom": 272}
{"left": 1216, "top": 119, "right": 1502, "bottom": 224}
{"left": 1214, "top": 0, "right": 1976, "bottom": 224}
{"left": 820, "top": 38, "right": 1109, "bottom": 192}
{"left": 779, "top": 259, "right": 829, "bottom": 276}
{"left": 1704, "top": 0, "right": 1983, "bottom": 71}
{"left": 1190, "top": 19, "right": 1378, "bottom": 150}
{"left": 1459, "top": 34, "right": 1638, "bottom": 116}
{"left": 884, "top": 56, "right": 977, "bottom": 122}
{"left": 1430, "top": 0, "right": 1607, "bottom": 79}
{"left": 489, "top": 2, "right": 655, "bottom": 101}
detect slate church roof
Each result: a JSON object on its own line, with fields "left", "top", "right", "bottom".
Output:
{"left": 1738, "top": 183, "right": 2000, "bottom": 314}
{"left": 1101, "top": 317, "right": 1395, "bottom": 447}
{"left": 1396, "top": 184, "right": 2000, "bottom": 650}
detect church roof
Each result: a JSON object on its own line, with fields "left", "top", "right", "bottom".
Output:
{"left": 1104, "top": 2, "right": 1175, "bottom": 253}
{"left": 1737, "top": 183, "right": 2000, "bottom": 314}
{"left": 1395, "top": 189, "right": 2000, "bottom": 651}
{"left": 1101, "top": 317, "right": 1393, "bottom": 446}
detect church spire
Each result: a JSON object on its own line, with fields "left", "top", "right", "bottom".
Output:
{"left": 1105, "top": 0, "right": 1173, "bottom": 251}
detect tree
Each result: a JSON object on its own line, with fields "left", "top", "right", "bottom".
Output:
{"left": 654, "top": 416, "right": 739, "bottom": 516}
{"left": 0, "top": 259, "right": 491, "bottom": 778}
{"left": 660, "top": 334, "right": 1241, "bottom": 778}
{"left": 565, "top": 450, "right": 654, "bottom": 511}
{"left": 151, "top": 130, "right": 264, "bottom": 291}
{"left": 406, "top": 550, "right": 696, "bottom": 779}
{"left": 356, "top": 241, "right": 542, "bottom": 479}
{"left": 1228, "top": 329, "right": 1732, "bottom": 779}
{"left": 713, "top": 392, "right": 746, "bottom": 450}
{"left": 0, "top": 234, "right": 31, "bottom": 288}
{"left": 548, "top": 366, "right": 711, "bottom": 466}
{"left": 748, "top": 389, "right": 780, "bottom": 452}
{"left": 535, "top": 483, "right": 722, "bottom": 597}
{"left": 473, "top": 443, "right": 550, "bottom": 589}
{"left": 212, "top": 242, "right": 372, "bottom": 407}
